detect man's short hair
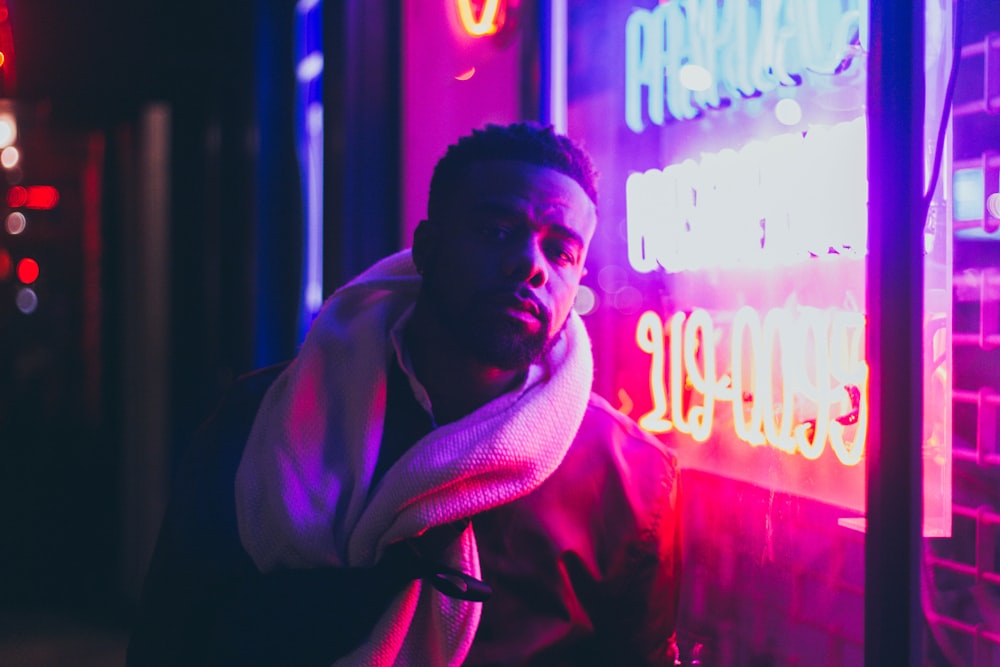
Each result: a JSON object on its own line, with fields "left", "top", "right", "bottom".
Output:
{"left": 428, "top": 122, "right": 599, "bottom": 221}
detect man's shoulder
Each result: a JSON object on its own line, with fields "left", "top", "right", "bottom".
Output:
{"left": 578, "top": 392, "right": 678, "bottom": 467}
{"left": 224, "top": 362, "right": 290, "bottom": 408}
{"left": 548, "top": 391, "right": 680, "bottom": 502}
{"left": 177, "top": 362, "right": 290, "bottom": 488}
{"left": 523, "top": 391, "right": 679, "bottom": 549}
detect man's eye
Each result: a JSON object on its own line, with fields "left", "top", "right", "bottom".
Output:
{"left": 481, "top": 225, "right": 513, "bottom": 241}
{"left": 549, "top": 248, "right": 576, "bottom": 266}
{"left": 545, "top": 241, "right": 577, "bottom": 266}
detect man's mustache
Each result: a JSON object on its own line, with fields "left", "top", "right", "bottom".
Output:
{"left": 479, "top": 286, "right": 552, "bottom": 325}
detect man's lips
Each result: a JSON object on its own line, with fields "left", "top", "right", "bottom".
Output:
{"left": 486, "top": 293, "right": 545, "bottom": 323}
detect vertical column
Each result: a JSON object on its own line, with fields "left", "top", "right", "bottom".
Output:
{"left": 865, "top": 0, "right": 925, "bottom": 665}
{"left": 121, "top": 104, "right": 171, "bottom": 601}
{"left": 539, "top": 0, "right": 567, "bottom": 133}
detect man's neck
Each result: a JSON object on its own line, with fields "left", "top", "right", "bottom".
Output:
{"left": 405, "top": 305, "right": 527, "bottom": 426}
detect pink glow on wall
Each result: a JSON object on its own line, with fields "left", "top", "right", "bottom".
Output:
{"left": 401, "top": 1, "right": 524, "bottom": 248}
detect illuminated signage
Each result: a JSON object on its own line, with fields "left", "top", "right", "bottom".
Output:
{"left": 561, "top": 0, "right": 951, "bottom": 534}
{"left": 456, "top": 0, "right": 505, "bottom": 37}
{"left": 625, "top": 0, "right": 869, "bottom": 131}
{"left": 635, "top": 305, "right": 867, "bottom": 465}
{"left": 626, "top": 118, "right": 867, "bottom": 273}
{"left": 295, "top": 0, "right": 324, "bottom": 340}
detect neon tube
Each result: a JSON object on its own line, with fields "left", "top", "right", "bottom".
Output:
{"left": 626, "top": 118, "right": 868, "bottom": 273}
{"left": 636, "top": 306, "right": 868, "bottom": 465}
{"left": 456, "top": 0, "right": 503, "bottom": 37}
{"left": 624, "top": 0, "right": 867, "bottom": 130}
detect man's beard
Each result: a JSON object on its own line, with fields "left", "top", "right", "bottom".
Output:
{"left": 422, "top": 268, "right": 553, "bottom": 370}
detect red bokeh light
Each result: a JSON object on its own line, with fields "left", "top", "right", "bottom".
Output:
{"left": 0, "top": 247, "right": 10, "bottom": 279}
{"left": 8, "top": 185, "right": 59, "bottom": 210}
{"left": 16, "top": 256, "right": 38, "bottom": 283}
{"left": 7, "top": 185, "right": 25, "bottom": 207}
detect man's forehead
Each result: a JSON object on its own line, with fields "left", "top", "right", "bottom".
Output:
{"left": 458, "top": 160, "right": 594, "bottom": 206}
{"left": 450, "top": 161, "right": 597, "bottom": 246}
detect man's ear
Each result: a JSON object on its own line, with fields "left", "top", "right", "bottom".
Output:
{"left": 412, "top": 219, "right": 436, "bottom": 275}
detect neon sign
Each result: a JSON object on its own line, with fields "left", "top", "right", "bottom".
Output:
{"left": 295, "top": 0, "right": 324, "bottom": 341}
{"left": 625, "top": 0, "right": 869, "bottom": 131}
{"left": 626, "top": 117, "right": 867, "bottom": 273}
{"left": 635, "top": 305, "right": 868, "bottom": 465}
{"left": 560, "top": 0, "right": 951, "bottom": 535}
{"left": 456, "top": 0, "right": 505, "bottom": 37}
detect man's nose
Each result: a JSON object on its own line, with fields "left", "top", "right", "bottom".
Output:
{"left": 504, "top": 236, "right": 548, "bottom": 287}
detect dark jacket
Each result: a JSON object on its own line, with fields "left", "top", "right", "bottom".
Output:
{"left": 127, "top": 363, "right": 682, "bottom": 666}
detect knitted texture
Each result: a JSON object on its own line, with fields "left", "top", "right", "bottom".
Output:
{"left": 235, "top": 249, "right": 593, "bottom": 666}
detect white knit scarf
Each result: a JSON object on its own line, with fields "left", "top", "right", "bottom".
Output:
{"left": 234, "top": 249, "right": 593, "bottom": 666}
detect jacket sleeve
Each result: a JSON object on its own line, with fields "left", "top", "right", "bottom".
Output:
{"left": 126, "top": 363, "right": 423, "bottom": 667}
{"left": 628, "top": 466, "right": 682, "bottom": 665}
{"left": 126, "top": 366, "right": 283, "bottom": 666}
{"left": 592, "top": 438, "right": 683, "bottom": 666}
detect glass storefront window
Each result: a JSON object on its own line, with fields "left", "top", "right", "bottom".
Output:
{"left": 562, "top": 1, "right": 953, "bottom": 663}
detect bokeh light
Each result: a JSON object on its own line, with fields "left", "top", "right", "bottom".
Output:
{"left": 1, "top": 145, "right": 18, "bottom": 169}
{"left": 775, "top": 98, "right": 803, "bottom": 126}
{"left": 297, "top": 52, "right": 323, "bottom": 82}
{"left": 5, "top": 211, "right": 24, "bottom": 234}
{"left": 0, "top": 113, "right": 16, "bottom": 148}
{"left": 987, "top": 192, "right": 1000, "bottom": 221}
{"left": 15, "top": 287, "right": 37, "bottom": 314}
{"left": 613, "top": 285, "right": 643, "bottom": 315}
{"left": 574, "top": 284, "right": 597, "bottom": 316}
{"left": 598, "top": 264, "right": 629, "bottom": 294}
{"left": 678, "top": 64, "right": 713, "bottom": 91}
{"left": 16, "top": 257, "right": 38, "bottom": 284}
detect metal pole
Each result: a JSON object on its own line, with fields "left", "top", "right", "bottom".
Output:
{"left": 537, "top": 0, "right": 567, "bottom": 133}
{"left": 865, "top": 0, "right": 925, "bottom": 665}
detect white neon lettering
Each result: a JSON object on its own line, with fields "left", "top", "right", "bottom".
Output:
{"left": 626, "top": 7, "right": 666, "bottom": 130}
{"left": 637, "top": 306, "right": 868, "bottom": 465}
{"left": 624, "top": 0, "right": 867, "bottom": 130}
{"left": 626, "top": 118, "right": 868, "bottom": 273}
{"left": 730, "top": 306, "right": 767, "bottom": 446}
{"left": 760, "top": 307, "right": 797, "bottom": 453}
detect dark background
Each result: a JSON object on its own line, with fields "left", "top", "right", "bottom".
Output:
{"left": 0, "top": 0, "right": 403, "bottom": 644}
{"left": 1, "top": 2, "right": 999, "bottom": 665}
{"left": 3, "top": 0, "right": 269, "bottom": 625}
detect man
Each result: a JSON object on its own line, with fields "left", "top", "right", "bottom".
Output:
{"left": 128, "top": 122, "right": 681, "bottom": 666}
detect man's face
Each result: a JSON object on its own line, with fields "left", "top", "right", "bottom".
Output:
{"left": 416, "top": 160, "right": 597, "bottom": 370}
